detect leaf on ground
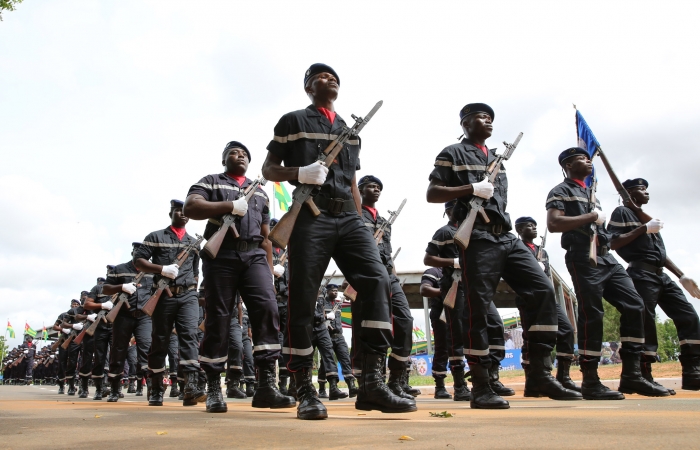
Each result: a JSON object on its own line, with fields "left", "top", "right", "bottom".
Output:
{"left": 156, "top": 431, "right": 167, "bottom": 435}
{"left": 399, "top": 436, "right": 414, "bottom": 441}
{"left": 94, "top": 415, "right": 102, "bottom": 418}
{"left": 429, "top": 411, "right": 454, "bottom": 418}
{"left": 357, "top": 413, "right": 366, "bottom": 416}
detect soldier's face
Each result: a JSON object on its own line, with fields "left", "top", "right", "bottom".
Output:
{"left": 629, "top": 186, "right": 649, "bottom": 205}
{"left": 565, "top": 155, "right": 592, "bottom": 177}
{"left": 519, "top": 222, "right": 537, "bottom": 240}
{"left": 170, "top": 207, "right": 189, "bottom": 227}
{"left": 462, "top": 113, "right": 493, "bottom": 140}
{"left": 328, "top": 288, "right": 338, "bottom": 300}
{"left": 305, "top": 72, "right": 339, "bottom": 100}
{"left": 223, "top": 148, "right": 249, "bottom": 174}
{"left": 361, "top": 183, "right": 381, "bottom": 203}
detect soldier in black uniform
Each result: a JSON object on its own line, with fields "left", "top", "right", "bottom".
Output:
{"left": 57, "top": 299, "right": 85, "bottom": 395}
{"left": 318, "top": 285, "right": 357, "bottom": 398}
{"left": 84, "top": 276, "right": 115, "bottom": 400}
{"left": 102, "top": 242, "right": 154, "bottom": 402}
{"left": 134, "top": 199, "right": 205, "bottom": 407}
{"left": 270, "top": 220, "right": 290, "bottom": 394}
{"left": 420, "top": 266, "right": 452, "bottom": 399}
{"left": 52, "top": 304, "right": 73, "bottom": 394}
{"left": 262, "top": 63, "right": 415, "bottom": 418}
{"left": 608, "top": 178, "right": 700, "bottom": 391}
{"left": 356, "top": 175, "right": 415, "bottom": 400}
{"left": 240, "top": 307, "right": 257, "bottom": 396}
{"left": 224, "top": 293, "right": 247, "bottom": 399}
{"left": 513, "top": 217, "right": 580, "bottom": 394}
{"left": 166, "top": 331, "right": 180, "bottom": 398}
{"left": 312, "top": 285, "right": 342, "bottom": 400}
{"left": 546, "top": 148, "right": 668, "bottom": 398}
{"left": 184, "top": 141, "right": 294, "bottom": 413}
{"left": 77, "top": 283, "right": 103, "bottom": 398}
{"left": 18, "top": 336, "right": 36, "bottom": 385}
{"left": 428, "top": 103, "right": 580, "bottom": 408}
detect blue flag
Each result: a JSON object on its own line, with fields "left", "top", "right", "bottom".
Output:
{"left": 575, "top": 110, "right": 600, "bottom": 187}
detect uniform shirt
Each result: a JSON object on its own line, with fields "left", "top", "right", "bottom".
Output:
{"left": 361, "top": 207, "right": 393, "bottom": 274}
{"left": 19, "top": 342, "right": 35, "bottom": 358}
{"left": 273, "top": 247, "right": 289, "bottom": 300}
{"left": 105, "top": 261, "right": 155, "bottom": 312}
{"left": 187, "top": 174, "right": 270, "bottom": 259}
{"left": 313, "top": 296, "right": 328, "bottom": 332}
{"left": 524, "top": 242, "right": 551, "bottom": 277}
{"left": 87, "top": 283, "right": 113, "bottom": 330}
{"left": 608, "top": 206, "right": 667, "bottom": 270}
{"left": 323, "top": 296, "right": 343, "bottom": 334}
{"left": 266, "top": 105, "right": 361, "bottom": 201}
{"left": 133, "top": 227, "right": 200, "bottom": 287}
{"left": 429, "top": 139, "right": 513, "bottom": 241}
{"left": 425, "top": 223, "right": 460, "bottom": 291}
{"left": 421, "top": 267, "right": 443, "bottom": 309}
{"left": 546, "top": 178, "right": 617, "bottom": 265}
{"left": 66, "top": 306, "right": 85, "bottom": 325}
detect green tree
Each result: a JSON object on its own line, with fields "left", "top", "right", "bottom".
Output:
{"left": 0, "top": 0, "right": 23, "bottom": 21}
{"left": 0, "top": 336, "right": 8, "bottom": 371}
{"left": 602, "top": 299, "right": 621, "bottom": 342}
{"left": 656, "top": 318, "right": 679, "bottom": 362}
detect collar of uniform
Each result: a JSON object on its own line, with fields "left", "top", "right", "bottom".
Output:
{"left": 461, "top": 138, "right": 495, "bottom": 163}
{"left": 163, "top": 226, "right": 190, "bottom": 242}
{"left": 218, "top": 172, "right": 251, "bottom": 189}
{"left": 564, "top": 178, "right": 587, "bottom": 191}
{"left": 305, "top": 104, "right": 346, "bottom": 128}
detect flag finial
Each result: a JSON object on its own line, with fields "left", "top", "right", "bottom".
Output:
{"left": 573, "top": 103, "right": 577, "bottom": 110}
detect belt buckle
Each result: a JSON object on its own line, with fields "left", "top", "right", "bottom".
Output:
{"left": 492, "top": 224, "right": 503, "bottom": 235}
{"left": 328, "top": 198, "right": 344, "bottom": 216}
{"left": 238, "top": 241, "right": 248, "bottom": 252}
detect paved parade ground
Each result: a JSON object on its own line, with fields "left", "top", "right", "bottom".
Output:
{"left": 1, "top": 384, "right": 700, "bottom": 449}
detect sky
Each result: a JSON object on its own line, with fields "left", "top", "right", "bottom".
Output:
{"left": 2, "top": 1, "right": 700, "bottom": 349}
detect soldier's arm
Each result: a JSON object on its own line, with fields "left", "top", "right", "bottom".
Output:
{"left": 610, "top": 226, "right": 647, "bottom": 250}
{"left": 426, "top": 179, "right": 474, "bottom": 203}
{"left": 547, "top": 208, "right": 597, "bottom": 233}
{"left": 261, "top": 153, "right": 300, "bottom": 182}
{"left": 261, "top": 223, "right": 274, "bottom": 272}
{"left": 419, "top": 283, "right": 441, "bottom": 298}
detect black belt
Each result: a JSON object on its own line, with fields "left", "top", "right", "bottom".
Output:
{"left": 629, "top": 260, "right": 663, "bottom": 275}
{"left": 170, "top": 285, "right": 196, "bottom": 295}
{"left": 568, "top": 245, "right": 609, "bottom": 257}
{"left": 314, "top": 195, "right": 357, "bottom": 215}
{"left": 129, "top": 309, "right": 147, "bottom": 318}
{"left": 220, "top": 240, "right": 260, "bottom": 252}
{"left": 473, "top": 223, "right": 505, "bottom": 235}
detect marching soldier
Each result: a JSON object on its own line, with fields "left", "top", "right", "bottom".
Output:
{"left": 608, "top": 178, "right": 700, "bottom": 391}
{"left": 427, "top": 103, "right": 580, "bottom": 408}
{"left": 133, "top": 199, "right": 206, "bottom": 407}
{"left": 420, "top": 266, "right": 453, "bottom": 399}
{"left": 513, "top": 216, "right": 580, "bottom": 394}
{"left": 102, "top": 242, "right": 154, "bottom": 402}
{"left": 167, "top": 331, "right": 180, "bottom": 398}
{"left": 18, "top": 335, "right": 36, "bottom": 385}
{"left": 315, "top": 284, "right": 350, "bottom": 400}
{"left": 270, "top": 220, "right": 290, "bottom": 395}
{"left": 262, "top": 63, "right": 415, "bottom": 418}
{"left": 184, "top": 141, "right": 294, "bottom": 413}
{"left": 225, "top": 293, "right": 247, "bottom": 399}
{"left": 84, "top": 276, "right": 115, "bottom": 400}
{"left": 57, "top": 299, "right": 85, "bottom": 396}
{"left": 318, "top": 285, "right": 357, "bottom": 397}
{"left": 546, "top": 148, "right": 668, "bottom": 398}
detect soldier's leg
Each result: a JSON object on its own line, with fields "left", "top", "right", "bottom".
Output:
{"left": 241, "top": 321, "right": 256, "bottom": 392}
{"left": 66, "top": 342, "right": 81, "bottom": 395}
{"left": 485, "top": 303, "right": 513, "bottom": 396}
{"left": 107, "top": 314, "right": 136, "bottom": 401}
{"left": 277, "top": 303, "right": 289, "bottom": 392}
{"left": 133, "top": 315, "right": 152, "bottom": 396}
{"left": 316, "top": 328, "right": 344, "bottom": 400}
{"left": 430, "top": 304, "right": 451, "bottom": 399}
{"left": 174, "top": 291, "right": 207, "bottom": 406}
{"left": 226, "top": 314, "right": 245, "bottom": 399}
{"left": 333, "top": 335, "right": 353, "bottom": 382}
{"left": 91, "top": 327, "right": 111, "bottom": 399}
{"left": 167, "top": 331, "right": 179, "bottom": 386}
{"left": 386, "top": 274, "right": 415, "bottom": 399}
{"left": 77, "top": 334, "right": 95, "bottom": 397}
{"left": 148, "top": 298, "right": 178, "bottom": 406}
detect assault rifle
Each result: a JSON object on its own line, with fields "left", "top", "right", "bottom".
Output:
{"left": 142, "top": 234, "right": 204, "bottom": 316}
{"left": 106, "top": 272, "right": 148, "bottom": 323}
{"left": 318, "top": 270, "right": 337, "bottom": 297}
{"left": 325, "top": 300, "right": 343, "bottom": 330}
{"left": 275, "top": 249, "right": 288, "bottom": 265}
{"left": 588, "top": 178, "right": 599, "bottom": 267}
{"left": 373, "top": 199, "right": 407, "bottom": 244}
{"left": 269, "top": 101, "right": 384, "bottom": 249}
{"left": 594, "top": 148, "right": 653, "bottom": 224}
{"left": 344, "top": 247, "right": 401, "bottom": 302}
{"left": 202, "top": 176, "right": 268, "bottom": 259}
{"left": 78, "top": 292, "right": 123, "bottom": 342}
{"left": 537, "top": 229, "right": 548, "bottom": 262}
{"left": 453, "top": 132, "right": 523, "bottom": 250}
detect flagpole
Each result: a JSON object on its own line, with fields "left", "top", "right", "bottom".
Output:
{"left": 273, "top": 183, "right": 276, "bottom": 219}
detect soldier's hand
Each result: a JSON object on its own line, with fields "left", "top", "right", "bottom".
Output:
{"left": 122, "top": 282, "right": 137, "bottom": 294}
{"left": 298, "top": 161, "right": 329, "bottom": 185}
{"left": 87, "top": 314, "right": 97, "bottom": 322}
{"left": 72, "top": 323, "right": 83, "bottom": 331}
{"left": 680, "top": 276, "right": 700, "bottom": 299}
{"left": 326, "top": 312, "right": 336, "bottom": 320}
{"left": 471, "top": 179, "right": 494, "bottom": 200}
{"left": 62, "top": 328, "right": 71, "bottom": 334}
{"left": 24, "top": 350, "right": 29, "bottom": 354}
{"left": 273, "top": 264, "right": 285, "bottom": 278}
{"left": 538, "top": 262, "right": 547, "bottom": 272}
{"left": 161, "top": 264, "right": 179, "bottom": 279}
{"left": 593, "top": 210, "right": 607, "bottom": 225}
{"left": 231, "top": 197, "right": 249, "bottom": 217}
{"left": 646, "top": 219, "right": 663, "bottom": 234}
{"left": 101, "top": 301, "right": 114, "bottom": 311}
{"left": 453, "top": 258, "right": 461, "bottom": 270}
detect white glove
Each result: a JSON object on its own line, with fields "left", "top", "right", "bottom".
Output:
{"left": 273, "top": 264, "right": 285, "bottom": 278}
{"left": 87, "top": 313, "right": 97, "bottom": 322}
{"left": 646, "top": 219, "right": 663, "bottom": 234}
{"left": 50, "top": 355, "right": 55, "bottom": 359}
{"left": 594, "top": 210, "right": 607, "bottom": 225}
{"left": 62, "top": 328, "right": 71, "bottom": 334}
{"left": 298, "top": 161, "right": 329, "bottom": 185}
{"left": 161, "top": 264, "right": 179, "bottom": 279}
{"left": 72, "top": 323, "right": 83, "bottom": 331}
{"left": 24, "top": 349, "right": 29, "bottom": 354}
{"left": 453, "top": 258, "right": 461, "bottom": 270}
{"left": 231, "top": 197, "right": 248, "bottom": 217}
{"left": 680, "top": 276, "right": 700, "bottom": 299}
{"left": 538, "top": 262, "right": 547, "bottom": 272}
{"left": 101, "top": 301, "right": 113, "bottom": 311}
{"left": 326, "top": 312, "right": 336, "bottom": 320}
{"left": 121, "top": 282, "right": 137, "bottom": 294}
{"left": 471, "top": 178, "right": 494, "bottom": 200}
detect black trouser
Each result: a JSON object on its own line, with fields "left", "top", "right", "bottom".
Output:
{"left": 126, "top": 345, "right": 137, "bottom": 379}
{"left": 167, "top": 332, "right": 179, "bottom": 376}
{"left": 519, "top": 302, "right": 575, "bottom": 364}
{"left": 277, "top": 301, "right": 288, "bottom": 377}
{"left": 430, "top": 303, "right": 450, "bottom": 379}
{"left": 628, "top": 268, "right": 700, "bottom": 363}
{"left": 286, "top": 209, "right": 391, "bottom": 372}
{"left": 200, "top": 254, "right": 280, "bottom": 374}
{"left": 90, "top": 326, "right": 111, "bottom": 378}
{"left": 241, "top": 319, "right": 255, "bottom": 381}
{"left": 318, "top": 332, "right": 353, "bottom": 380}
{"left": 226, "top": 314, "right": 243, "bottom": 380}
{"left": 387, "top": 273, "right": 414, "bottom": 372}
{"left": 79, "top": 333, "right": 95, "bottom": 379}
{"left": 567, "top": 260, "right": 645, "bottom": 363}
{"left": 108, "top": 311, "right": 152, "bottom": 380}
{"left": 312, "top": 327, "right": 337, "bottom": 383}
{"left": 149, "top": 290, "right": 201, "bottom": 376}
{"left": 61, "top": 341, "right": 81, "bottom": 380}
{"left": 460, "top": 237, "right": 557, "bottom": 366}
{"left": 24, "top": 357, "right": 34, "bottom": 379}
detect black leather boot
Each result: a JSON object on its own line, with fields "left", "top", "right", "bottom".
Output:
{"left": 469, "top": 364, "right": 509, "bottom": 409}
{"left": 169, "top": 375, "right": 180, "bottom": 398}
{"left": 107, "top": 378, "right": 121, "bottom": 402}
{"left": 127, "top": 378, "right": 136, "bottom": 394}
{"left": 681, "top": 356, "right": 700, "bottom": 391}
{"left": 347, "top": 377, "right": 358, "bottom": 398}
{"left": 489, "top": 365, "right": 515, "bottom": 396}
{"left": 401, "top": 372, "right": 421, "bottom": 397}
{"left": 93, "top": 378, "right": 104, "bottom": 400}
{"left": 102, "top": 376, "right": 111, "bottom": 397}
{"left": 580, "top": 361, "right": 625, "bottom": 400}
{"left": 245, "top": 380, "right": 255, "bottom": 397}
{"left": 178, "top": 381, "right": 184, "bottom": 400}
{"left": 451, "top": 367, "right": 471, "bottom": 401}
{"left": 387, "top": 368, "right": 414, "bottom": 400}
{"left": 522, "top": 364, "right": 541, "bottom": 397}
{"left": 287, "top": 376, "right": 297, "bottom": 399}
{"left": 318, "top": 381, "right": 328, "bottom": 399}
{"left": 293, "top": 368, "right": 327, "bottom": 420}
{"left": 252, "top": 364, "right": 295, "bottom": 408}
{"left": 555, "top": 357, "right": 581, "bottom": 393}
{"left": 67, "top": 377, "right": 76, "bottom": 396}
{"left": 355, "top": 354, "right": 416, "bottom": 413}
{"left": 183, "top": 370, "right": 207, "bottom": 406}
{"left": 434, "top": 377, "right": 452, "bottom": 399}
{"left": 57, "top": 380, "right": 65, "bottom": 394}
{"left": 619, "top": 354, "right": 670, "bottom": 397}
{"left": 148, "top": 376, "right": 164, "bottom": 406}
{"left": 146, "top": 377, "right": 152, "bottom": 400}
{"left": 526, "top": 354, "right": 581, "bottom": 400}
{"left": 328, "top": 376, "right": 348, "bottom": 400}
{"left": 135, "top": 378, "right": 143, "bottom": 396}
{"left": 279, "top": 375, "right": 289, "bottom": 395}
{"left": 79, "top": 376, "right": 89, "bottom": 398}
{"left": 205, "top": 372, "right": 227, "bottom": 413}
{"left": 226, "top": 376, "right": 247, "bottom": 399}
{"left": 641, "top": 360, "right": 675, "bottom": 395}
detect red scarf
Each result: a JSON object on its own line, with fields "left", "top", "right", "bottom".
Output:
{"left": 525, "top": 242, "right": 536, "bottom": 252}
{"left": 170, "top": 226, "right": 186, "bottom": 241}
{"left": 226, "top": 173, "right": 247, "bottom": 186}
{"left": 571, "top": 178, "right": 586, "bottom": 188}
{"left": 318, "top": 107, "right": 336, "bottom": 124}
{"left": 474, "top": 143, "right": 488, "bottom": 157}
{"left": 362, "top": 205, "right": 377, "bottom": 221}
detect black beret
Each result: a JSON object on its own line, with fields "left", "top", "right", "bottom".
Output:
{"left": 558, "top": 147, "right": 589, "bottom": 166}
{"left": 445, "top": 200, "right": 456, "bottom": 210}
{"left": 106, "top": 265, "right": 115, "bottom": 270}
{"left": 270, "top": 218, "right": 279, "bottom": 228}
{"left": 304, "top": 63, "right": 339, "bottom": 87}
{"left": 170, "top": 199, "right": 184, "bottom": 209}
{"left": 71, "top": 299, "right": 80, "bottom": 304}
{"left": 358, "top": 175, "right": 383, "bottom": 190}
{"left": 131, "top": 241, "right": 142, "bottom": 247}
{"left": 222, "top": 141, "right": 251, "bottom": 162}
{"left": 326, "top": 284, "right": 339, "bottom": 290}
{"left": 622, "top": 178, "right": 648, "bottom": 189}
{"left": 515, "top": 216, "right": 537, "bottom": 226}
{"left": 80, "top": 290, "right": 89, "bottom": 295}
{"left": 459, "top": 103, "right": 495, "bottom": 124}
{"left": 97, "top": 277, "right": 106, "bottom": 283}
